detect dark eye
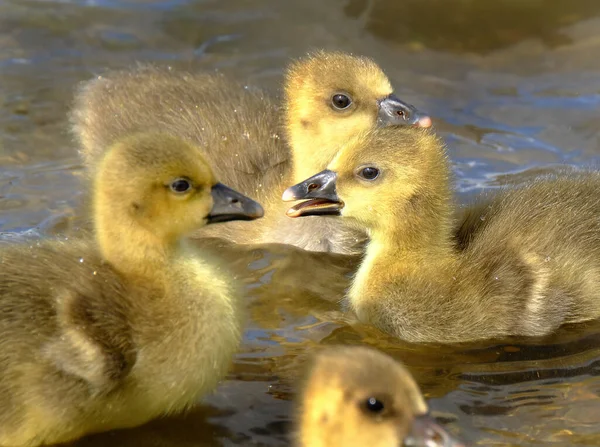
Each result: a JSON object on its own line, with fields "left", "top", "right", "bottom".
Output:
{"left": 364, "top": 397, "right": 385, "bottom": 414}
{"left": 359, "top": 167, "right": 380, "bottom": 181}
{"left": 170, "top": 178, "right": 192, "bottom": 193}
{"left": 332, "top": 93, "right": 352, "bottom": 110}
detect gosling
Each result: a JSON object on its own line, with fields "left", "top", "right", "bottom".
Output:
{"left": 296, "top": 346, "right": 464, "bottom": 447}
{"left": 284, "top": 126, "right": 600, "bottom": 343}
{"left": 0, "top": 132, "right": 263, "bottom": 446}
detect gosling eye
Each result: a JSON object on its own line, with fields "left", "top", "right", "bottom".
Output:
{"left": 169, "top": 178, "right": 192, "bottom": 194}
{"left": 360, "top": 396, "right": 387, "bottom": 418}
{"left": 358, "top": 166, "right": 380, "bottom": 181}
{"left": 331, "top": 93, "right": 352, "bottom": 110}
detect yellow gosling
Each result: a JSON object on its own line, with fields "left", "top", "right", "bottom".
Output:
{"left": 296, "top": 346, "right": 464, "bottom": 447}
{"left": 0, "top": 132, "right": 263, "bottom": 446}
{"left": 284, "top": 126, "right": 600, "bottom": 342}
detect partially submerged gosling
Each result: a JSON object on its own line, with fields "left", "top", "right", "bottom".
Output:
{"left": 0, "top": 133, "right": 263, "bottom": 446}
{"left": 70, "top": 51, "right": 430, "bottom": 254}
{"left": 284, "top": 127, "right": 600, "bottom": 343}
{"left": 297, "top": 346, "right": 464, "bottom": 447}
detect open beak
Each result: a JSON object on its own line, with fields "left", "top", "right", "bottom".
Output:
{"left": 403, "top": 415, "right": 466, "bottom": 447}
{"left": 208, "top": 182, "right": 264, "bottom": 224}
{"left": 282, "top": 170, "right": 343, "bottom": 218}
{"left": 378, "top": 94, "right": 432, "bottom": 128}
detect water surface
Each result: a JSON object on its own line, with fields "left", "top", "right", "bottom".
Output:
{"left": 1, "top": 0, "right": 600, "bottom": 445}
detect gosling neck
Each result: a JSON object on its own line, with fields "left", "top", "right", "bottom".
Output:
{"left": 289, "top": 133, "right": 337, "bottom": 185}
{"left": 94, "top": 197, "right": 176, "bottom": 282}
{"left": 284, "top": 110, "right": 337, "bottom": 184}
{"left": 374, "top": 218, "right": 453, "bottom": 262}
{"left": 348, "top": 203, "right": 455, "bottom": 317}
{"left": 360, "top": 191, "right": 456, "bottom": 274}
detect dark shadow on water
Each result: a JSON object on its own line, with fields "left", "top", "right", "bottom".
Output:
{"left": 345, "top": 0, "right": 600, "bottom": 53}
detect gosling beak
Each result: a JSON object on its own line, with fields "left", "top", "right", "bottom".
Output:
{"left": 282, "top": 170, "right": 343, "bottom": 218}
{"left": 378, "top": 94, "right": 432, "bottom": 128}
{"left": 403, "top": 415, "right": 466, "bottom": 447}
{"left": 208, "top": 183, "right": 264, "bottom": 224}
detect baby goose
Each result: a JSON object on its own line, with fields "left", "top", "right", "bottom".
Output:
{"left": 284, "top": 51, "right": 432, "bottom": 184}
{"left": 70, "top": 51, "right": 430, "bottom": 254}
{"left": 283, "top": 127, "right": 600, "bottom": 343}
{"left": 297, "top": 346, "right": 464, "bottom": 447}
{"left": 0, "top": 133, "right": 263, "bottom": 446}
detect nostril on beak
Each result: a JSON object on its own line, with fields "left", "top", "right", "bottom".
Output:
{"left": 308, "top": 183, "right": 319, "bottom": 192}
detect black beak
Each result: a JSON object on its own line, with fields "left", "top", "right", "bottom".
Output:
{"left": 403, "top": 415, "right": 466, "bottom": 447}
{"left": 282, "top": 170, "right": 343, "bottom": 218}
{"left": 207, "top": 183, "right": 264, "bottom": 224}
{"left": 378, "top": 94, "right": 432, "bottom": 128}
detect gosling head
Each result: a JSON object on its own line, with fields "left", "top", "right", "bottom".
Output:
{"left": 95, "top": 132, "right": 264, "bottom": 244}
{"left": 297, "top": 346, "right": 464, "bottom": 447}
{"left": 283, "top": 127, "right": 451, "bottom": 245}
{"left": 285, "top": 51, "right": 432, "bottom": 131}
{"left": 285, "top": 51, "right": 431, "bottom": 183}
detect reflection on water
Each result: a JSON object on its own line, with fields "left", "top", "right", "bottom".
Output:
{"left": 345, "top": 0, "right": 600, "bottom": 53}
{"left": 2, "top": 0, "right": 600, "bottom": 445}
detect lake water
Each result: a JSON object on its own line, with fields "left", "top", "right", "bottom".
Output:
{"left": 1, "top": 0, "right": 600, "bottom": 445}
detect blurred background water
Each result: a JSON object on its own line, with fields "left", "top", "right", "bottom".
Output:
{"left": 1, "top": 0, "right": 600, "bottom": 445}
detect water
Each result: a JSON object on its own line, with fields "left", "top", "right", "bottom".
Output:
{"left": 1, "top": 0, "right": 600, "bottom": 445}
